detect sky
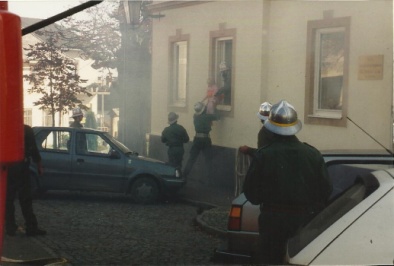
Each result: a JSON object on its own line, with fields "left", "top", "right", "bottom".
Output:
{"left": 8, "top": 1, "right": 83, "bottom": 19}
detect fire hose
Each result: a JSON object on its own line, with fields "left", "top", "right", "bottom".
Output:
{"left": 234, "top": 150, "right": 251, "bottom": 196}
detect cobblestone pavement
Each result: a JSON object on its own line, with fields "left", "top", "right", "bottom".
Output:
{"left": 13, "top": 191, "right": 224, "bottom": 265}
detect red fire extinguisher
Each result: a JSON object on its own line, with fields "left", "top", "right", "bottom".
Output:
{"left": 0, "top": 0, "right": 25, "bottom": 255}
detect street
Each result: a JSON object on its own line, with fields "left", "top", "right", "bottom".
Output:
{"left": 12, "top": 191, "right": 224, "bottom": 265}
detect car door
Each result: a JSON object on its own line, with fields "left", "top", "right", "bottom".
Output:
{"left": 35, "top": 128, "right": 72, "bottom": 189}
{"left": 70, "top": 131, "right": 126, "bottom": 192}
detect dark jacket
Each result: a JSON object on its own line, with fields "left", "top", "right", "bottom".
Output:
{"left": 193, "top": 112, "right": 219, "bottom": 134}
{"left": 70, "top": 121, "right": 83, "bottom": 128}
{"left": 243, "top": 135, "right": 332, "bottom": 208}
{"left": 257, "top": 126, "right": 275, "bottom": 148}
{"left": 161, "top": 122, "right": 189, "bottom": 147}
{"left": 24, "top": 125, "right": 41, "bottom": 164}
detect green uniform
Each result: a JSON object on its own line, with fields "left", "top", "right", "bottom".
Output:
{"left": 243, "top": 135, "right": 332, "bottom": 264}
{"left": 70, "top": 120, "right": 83, "bottom": 128}
{"left": 161, "top": 122, "right": 189, "bottom": 169}
{"left": 183, "top": 112, "right": 219, "bottom": 179}
{"left": 244, "top": 125, "right": 275, "bottom": 156}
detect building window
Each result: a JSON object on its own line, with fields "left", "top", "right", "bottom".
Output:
{"left": 305, "top": 17, "right": 350, "bottom": 127}
{"left": 24, "top": 108, "right": 32, "bottom": 126}
{"left": 210, "top": 26, "right": 236, "bottom": 113}
{"left": 171, "top": 41, "right": 187, "bottom": 105}
{"left": 43, "top": 110, "right": 53, "bottom": 126}
{"left": 169, "top": 30, "right": 189, "bottom": 108}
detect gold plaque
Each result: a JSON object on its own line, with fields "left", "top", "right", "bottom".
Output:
{"left": 358, "top": 55, "right": 384, "bottom": 80}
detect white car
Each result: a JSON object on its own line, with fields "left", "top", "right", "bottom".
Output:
{"left": 287, "top": 167, "right": 394, "bottom": 265}
{"left": 214, "top": 152, "right": 394, "bottom": 264}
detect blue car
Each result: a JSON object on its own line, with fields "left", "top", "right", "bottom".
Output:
{"left": 30, "top": 127, "right": 184, "bottom": 203}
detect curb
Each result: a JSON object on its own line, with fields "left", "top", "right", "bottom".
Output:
{"left": 178, "top": 196, "right": 218, "bottom": 209}
{"left": 195, "top": 212, "right": 228, "bottom": 238}
{"left": 179, "top": 197, "right": 229, "bottom": 238}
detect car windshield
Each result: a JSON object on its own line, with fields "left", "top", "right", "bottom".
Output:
{"left": 287, "top": 173, "right": 379, "bottom": 258}
{"left": 103, "top": 132, "right": 132, "bottom": 154}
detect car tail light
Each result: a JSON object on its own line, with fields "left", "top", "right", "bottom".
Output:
{"left": 227, "top": 205, "right": 242, "bottom": 231}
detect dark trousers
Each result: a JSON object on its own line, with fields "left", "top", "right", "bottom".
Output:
{"left": 256, "top": 209, "right": 309, "bottom": 264}
{"left": 5, "top": 162, "right": 38, "bottom": 233}
{"left": 183, "top": 137, "right": 213, "bottom": 178}
{"left": 167, "top": 146, "right": 185, "bottom": 169}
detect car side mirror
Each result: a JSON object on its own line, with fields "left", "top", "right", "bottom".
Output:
{"left": 109, "top": 150, "right": 121, "bottom": 159}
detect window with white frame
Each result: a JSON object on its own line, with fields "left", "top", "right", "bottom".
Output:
{"left": 170, "top": 40, "right": 188, "bottom": 107}
{"left": 24, "top": 108, "right": 32, "bottom": 126}
{"left": 213, "top": 37, "right": 233, "bottom": 108}
{"left": 43, "top": 110, "right": 53, "bottom": 126}
{"left": 313, "top": 28, "right": 344, "bottom": 118}
{"left": 305, "top": 17, "right": 350, "bottom": 127}
{"left": 210, "top": 26, "right": 236, "bottom": 114}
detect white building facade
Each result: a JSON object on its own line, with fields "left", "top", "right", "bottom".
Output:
{"left": 147, "top": 0, "right": 393, "bottom": 152}
{"left": 146, "top": 0, "right": 393, "bottom": 185}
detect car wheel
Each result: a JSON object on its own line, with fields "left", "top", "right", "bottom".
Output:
{"left": 130, "top": 176, "right": 160, "bottom": 204}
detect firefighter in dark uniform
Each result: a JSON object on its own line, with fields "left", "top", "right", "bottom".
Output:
{"left": 5, "top": 125, "right": 46, "bottom": 236}
{"left": 183, "top": 102, "right": 219, "bottom": 182}
{"left": 161, "top": 112, "right": 190, "bottom": 169}
{"left": 70, "top": 107, "right": 84, "bottom": 128}
{"left": 243, "top": 100, "right": 332, "bottom": 264}
{"left": 239, "top": 101, "right": 273, "bottom": 156}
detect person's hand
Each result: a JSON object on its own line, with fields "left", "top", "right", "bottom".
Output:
{"left": 239, "top": 145, "right": 250, "bottom": 154}
{"left": 37, "top": 161, "right": 43, "bottom": 176}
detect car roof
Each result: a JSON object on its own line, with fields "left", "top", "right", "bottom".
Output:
{"left": 321, "top": 149, "right": 393, "bottom": 156}
{"left": 32, "top": 126, "right": 105, "bottom": 134}
{"left": 288, "top": 168, "right": 394, "bottom": 265}
{"left": 321, "top": 150, "right": 394, "bottom": 165}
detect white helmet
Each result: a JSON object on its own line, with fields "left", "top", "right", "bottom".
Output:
{"left": 168, "top": 112, "right": 179, "bottom": 124}
{"left": 194, "top": 102, "right": 205, "bottom": 115}
{"left": 257, "top": 102, "right": 272, "bottom": 121}
{"left": 71, "top": 108, "right": 83, "bottom": 118}
{"left": 264, "top": 100, "right": 302, "bottom": 136}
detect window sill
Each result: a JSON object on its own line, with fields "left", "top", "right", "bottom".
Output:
{"left": 308, "top": 113, "right": 342, "bottom": 120}
{"left": 169, "top": 102, "right": 186, "bottom": 108}
{"left": 216, "top": 104, "right": 232, "bottom": 112}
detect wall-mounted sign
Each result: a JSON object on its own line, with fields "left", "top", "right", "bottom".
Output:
{"left": 358, "top": 55, "right": 383, "bottom": 80}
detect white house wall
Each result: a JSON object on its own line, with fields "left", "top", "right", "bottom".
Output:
{"left": 267, "top": 1, "right": 392, "bottom": 151}
{"left": 150, "top": 0, "right": 392, "bottom": 151}
{"left": 151, "top": 1, "right": 265, "bottom": 148}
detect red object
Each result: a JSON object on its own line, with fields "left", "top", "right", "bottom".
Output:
{"left": 0, "top": 1, "right": 24, "bottom": 255}
{"left": 0, "top": 2, "right": 24, "bottom": 163}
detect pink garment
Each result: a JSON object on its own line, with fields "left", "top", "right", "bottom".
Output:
{"left": 204, "top": 84, "right": 219, "bottom": 114}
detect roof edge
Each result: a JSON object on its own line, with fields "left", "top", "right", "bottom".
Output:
{"left": 146, "top": 1, "right": 211, "bottom": 13}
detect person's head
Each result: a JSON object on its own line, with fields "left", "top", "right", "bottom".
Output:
{"left": 264, "top": 100, "right": 302, "bottom": 136}
{"left": 194, "top": 102, "right": 206, "bottom": 115}
{"left": 257, "top": 102, "right": 272, "bottom": 123}
{"left": 219, "top": 61, "right": 229, "bottom": 72}
{"left": 71, "top": 108, "right": 84, "bottom": 122}
{"left": 168, "top": 112, "right": 179, "bottom": 124}
{"left": 207, "top": 78, "right": 215, "bottom": 86}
